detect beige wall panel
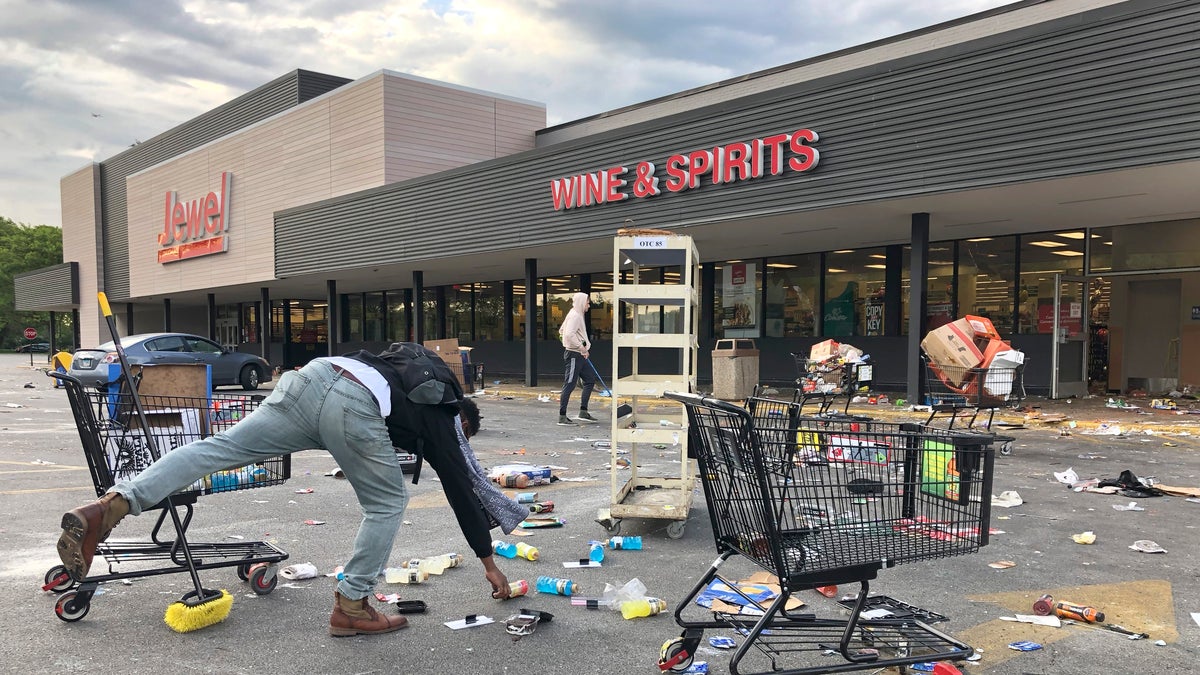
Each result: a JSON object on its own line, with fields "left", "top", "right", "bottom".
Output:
{"left": 60, "top": 164, "right": 103, "bottom": 348}
{"left": 127, "top": 75, "right": 390, "bottom": 298}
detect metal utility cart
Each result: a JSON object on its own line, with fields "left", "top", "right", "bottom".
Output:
{"left": 658, "top": 391, "right": 997, "bottom": 675}
{"left": 43, "top": 372, "right": 290, "bottom": 622}
{"left": 604, "top": 229, "right": 699, "bottom": 539}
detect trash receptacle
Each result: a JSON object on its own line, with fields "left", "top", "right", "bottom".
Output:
{"left": 711, "top": 339, "right": 759, "bottom": 400}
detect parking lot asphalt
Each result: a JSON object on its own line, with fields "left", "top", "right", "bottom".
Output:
{"left": 1, "top": 353, "right": 1198, "bottom": 674}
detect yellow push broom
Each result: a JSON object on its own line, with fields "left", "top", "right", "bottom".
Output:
{"left": 97, "top": 292, "right": 234, "bottom": 632}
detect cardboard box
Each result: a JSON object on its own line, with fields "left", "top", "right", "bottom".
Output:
{"left": 921, "top": 318, "right": 984, "bottom": 384}
{"left": 809, "top": 339, "right": 840, "bottom": 362}
{"left": 423, "top": 339, "right": 469, "bottom": 387}
{"left": 963, "top": 315, "right": 1001, "bottom": 341}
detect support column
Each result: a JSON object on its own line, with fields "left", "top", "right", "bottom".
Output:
{"left": 207, "top": 293, "right": 217, "bottom": 341}
{"left": 700, "top": 262, "right": 715, "bottom": 341}
{"left": 524, "top": 258, "right": 538, "bottom": 387}
{"left": 49, "top": 312, "right": 57, "bottom": 354}
{"left": 884, "top": 245, "right": 902, "bottom": 335}
{"left": 403, "top": 289, "right": 414, "bottom": 342}
{"left": 413, "top": 271, "right": 425, "bottom": 344}
{"left": 327, "top": 280, "right": 339, "bottom": 357}
{"left": 163, "top": 299, "right": 171, "bottom": 332}
{"left": 126, "top": 303, "right": 134, "bottom": 335}
{"left": 436, "top": 285, "right": 447, "bottom": 340}
{"left": 260, "top": 287, "right": 272, "bottom": 362}
{"left": 72, "top": 309, "right": 80, "bottom": 349}
{"left": 907, "top": 213, "right": 930, "bottom": 404}
{"left": 503, "top": 280, "right": 514, "bottom": 341}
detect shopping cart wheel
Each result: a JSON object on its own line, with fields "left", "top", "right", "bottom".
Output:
{"left": 606, "top": 519, "right": 622, "bottom": 536}
{"left": 236, "top": 558, "right": 256, "bottom": 581}
{"left": 666, "top": 521, "right": 686, "bottom": 540}
{"left": 658, "top": 636, "right": 695, "bottom": 672}
{"left": 55, "top": 591, "right": 89, "bottom": 622}
{"left": 248, "top": 564, "right": 278, "bottom": 595}
{"left": 43, "top": 565, "right": 76, "bottom": 593}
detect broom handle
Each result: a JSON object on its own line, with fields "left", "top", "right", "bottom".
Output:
{"left": 98, "top": 293, "right": 212, "bottom": 599}
{"left": 586, "top": 357, "right": 611, "bottom": 393}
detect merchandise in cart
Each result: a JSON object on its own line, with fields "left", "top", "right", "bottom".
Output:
{"left": 602, "top": 229, "right": 699, "bottom": 540}
{"left": 657, "top": 391, "right": 996, "bottom": 675}
{"left": 790, "top": 354, "right": 873, "bottom": 418}
{"left": 922, "top": 355, "right": 1025, "bottom": 455}
{"left": 43, "top": 372, "right": 290, "bottom": 624}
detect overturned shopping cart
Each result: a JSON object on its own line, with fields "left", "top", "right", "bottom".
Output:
{"left": 658, "top": 392, "right": 996, "bottom": 675}
{"left": 43, "top": 372, "right": 290, "bottom": 623}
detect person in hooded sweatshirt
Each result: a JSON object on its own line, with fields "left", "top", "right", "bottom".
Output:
{"left": 557, "top": 292, "right": 598, "bottom": 426}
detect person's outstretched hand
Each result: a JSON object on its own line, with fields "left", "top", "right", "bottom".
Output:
{"left": 481, "top": 555, "right": 510, "bottom": 599}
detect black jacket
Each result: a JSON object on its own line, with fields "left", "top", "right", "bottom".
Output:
{"left": 345, "top": 344, "right": 492, "bottom": 559}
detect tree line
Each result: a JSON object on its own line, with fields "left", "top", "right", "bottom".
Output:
{"left": 0, "top": 216, "right": 68, "bottom": 350}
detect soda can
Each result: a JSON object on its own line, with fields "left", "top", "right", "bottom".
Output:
{"left": 516, "top": 492, "right": 538, "bottom": 503}
{"left": 1032, "top": 594, "right": 1054, "bottom": 616}
{"left": 508, "top": 580, "right": 529, "bottom": 598}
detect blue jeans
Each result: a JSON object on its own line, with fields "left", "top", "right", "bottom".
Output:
{"left": 110, "top": 360, "right": 407, "bottom": 600}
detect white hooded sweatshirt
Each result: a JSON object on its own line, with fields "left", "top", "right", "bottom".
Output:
{"left": 559, "top": 292, "right": 591, "bottom": 353}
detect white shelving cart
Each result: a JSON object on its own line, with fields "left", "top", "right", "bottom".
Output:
{"left": 603, "top": 229, "right": 699, "bottom": 539}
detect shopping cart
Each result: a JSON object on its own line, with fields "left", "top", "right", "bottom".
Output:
{"left": 42, "top": 372, "right": 290, "bottom": 623}
{"left": 922, "top": 355, "right": 1025, "bottom": 455}
{"left": 658, "top": 391, "right": 996, "bottom": 675}
{"left": 790, "top": 354, "right": 873, "bottom": 418}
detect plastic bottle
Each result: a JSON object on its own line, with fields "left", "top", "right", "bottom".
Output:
{"left": 609, "top": 535, "right": 643, "bottom": 550}
{"left": 529, "top": 501, "right": 555, "bottom": 514}
{"left": 507, "top": 580, "right": 529, "bottom": 598}
{"left": 384, "top": 567, "right": 428, "bottom": 584}
{"left": 620, "top": 597, "right": 667, "bottom": 620}
{"left": 536, "top": 576, "right": 576, "bottom": 596}
{"left": 515, "top": 542, "right": 540, "bottom": 561}
{"left": 588, "top": 541, "right": 605, "bottom": 563}
{"left": 494, "top": 473, "right": 529, "bottom": 489}
{"left": 492, "top": 540, "right": 518, "bottom": 559}
{"left": 570, "top": 596, "right": 613, "bottom": 609}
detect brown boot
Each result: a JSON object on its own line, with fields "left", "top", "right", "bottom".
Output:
{"left": 330, "top": 591, "right": 408, "bottom": 637}
{"left": 57, "top": 492, "right": 130, "bottom": 581}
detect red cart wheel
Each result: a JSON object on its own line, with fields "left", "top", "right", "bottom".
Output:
{"left": 249, "top": 565, "right": 277, "bottom": 595}
{"left": 43, "top": 565, "right": 76, "bottom": 593}
{"left": 55, "top": 591, "right": 90, "bottom": 622}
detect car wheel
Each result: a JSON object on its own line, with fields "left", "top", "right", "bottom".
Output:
{"left": 240, "top": 365, "right": 261, "bottom": 391}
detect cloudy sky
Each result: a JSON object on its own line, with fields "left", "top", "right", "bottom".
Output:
{"left": 0, "top": 0, "right": 1014, "bottom": 228}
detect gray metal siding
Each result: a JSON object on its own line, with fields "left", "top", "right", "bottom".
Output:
{"left": 14, "top": 263, "right": 78, "bottom": 310}
{"left": 276, "top": 1, "right": 1200, "bottom": 276}
{"left": 99, "top": 70, "right": 350, "bottom": 300}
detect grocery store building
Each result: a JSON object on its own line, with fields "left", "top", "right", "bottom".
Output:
{"left": 16, "top": 0, "right": 1200, "bottom": 400}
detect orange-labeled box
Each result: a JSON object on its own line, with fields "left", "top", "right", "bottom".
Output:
{"left": 963, "top": 315, "right": 1000, "bottom": 341}
{"left": 921, "top": 318, "right": 984, "bottom": 384}
{"left": 809, "top": 339, "right": 840, "bottom": 362}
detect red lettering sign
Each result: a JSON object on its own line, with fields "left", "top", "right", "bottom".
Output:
{"left": 159, "top": 172, "right": 232, "bottom": 263}
{"left": 549, "top": 129, "right": 819, "bottom": 210}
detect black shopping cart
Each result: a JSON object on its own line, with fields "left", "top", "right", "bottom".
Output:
{"left": 658, "top": 392, "right": 996, "bottom": 675}
{"left": 43, "top": 372, "right": 290, "bottom": 622}
{"left": 923, "top": 355, "right": 1025, "bottom": 455}
{"left": 790, "top": 354, "right": 873, "bottom": 418}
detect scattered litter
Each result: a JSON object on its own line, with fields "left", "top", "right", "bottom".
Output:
{"left": 1007, "top": 640, "right": 1042, "bottom": 652}
{"left": 1106, "top": 398, "right": 1139, "bottom": 410}
{"left": 1187, "top": 498, "right": 1200, "bottom": 504}
{"left": 1084, "top": 424, "right": 1124, "bottom": 435}
{"left": 1077, "top": 453, "right": 1106, "bottom": 460}
{"left": 279, "top": 563, "right": 319, "bottom": 580}
{"left": 326, "top": 565, "right": 344, "bottom": 578}
{"left": 31, "top": 459, "right": 56, "bottom": 465}
{"left": 3, "top": 403, "right": 23, "bottom": 409}
{"left": 323, "top": 468, "right": 345, "bottom": 478}
{"left": 708, "top": 636, "right": 736, "bottom": 649}
{"left": 1054, "top": 468, "right": 1079, "bottom": 485}
{"left": 991, "top": 491, "right": 1023, "bottom": 508}
{"left": 226, "top": 534, "right": 244, "bottom": 540}
{"left": 294, "top": 488, "right": 314, "bottom": 494}
{"left": 1129, "top": 540, "right": 1166, "bottom": 554}
{"left": 1155, "top": 640, "right": 1167, "bottom": 646}
{"left": 1191, "top": 612, "right": 1200, "bottom": 628}
{"left": 1072, "top": 531, "right": 1097, "bottom": 545}
{"left": 988, "top": 560, "right": 1016, "bottom": 569}
{"left": 303, "top": 519, "right": 326, "bottom": 525}
{"left": 519, "top": 517, "right": 565, "bottom": 529}
{"left": 1112, "top": 502, "right": 1144, "bottom": 512}
{"left": 1001, "top": 614, "right": 1062, "bottom": 627}
{"left": 445, "top": 614, "right": 494, "bottom": 630}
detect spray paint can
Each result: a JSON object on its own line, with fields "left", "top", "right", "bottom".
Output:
{"left": 529, "top": 501, "right": 555, "bottom": 514}
{"left": 1032, "top": 594, "right": 1055, "bottom": 616}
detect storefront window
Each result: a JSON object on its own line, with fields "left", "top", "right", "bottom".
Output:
{"left": 1089, "top": 218, "right": 1200, "bottom": 273}
{"left": 446, "top": 285, "right": 473, "bottom": 341}
{"left": 545, "top": 276, "right": 580, "bottom": 339}
{"left": 713, "top": 260, "right": 762, "bottom": 338}
{"left": 590, "top": 272, "right": 615, "bottom": 341}
{"left": 1017, "top": 231, "right": 1085, "bottom": 334}
{"left": 241, "top": 304, "right": 259, "bottom": 344}
{"left": 387, "top": 290, "right": 409, "bottom": 342}
{"left": 363, "top": 292, "right": 385, "bottom": 342}
{"left": 512, "top": 281, "right": 544, "bottom": 339}
{"left": 957, "top": 237, "right": 1016, "bottom": 335}
{"left": 900, "top": 244, "right": 957, "bottom": 335}
{"left": 824, "top": 248, "right": 886, "bottom": 337}
{"left": 290, "top": 301, "right": 327, "bottom": 344}
{"left": 342, "top": 294, "right": 362, "bottom": 341}
{"left": 422, "top": 289, "right": 437, "bottom": 340}
{"left": 765, "top": 255, "right": 819, "bottom": 337}
{"left": 475, "top": 282, "right": 504, "bottom": 341}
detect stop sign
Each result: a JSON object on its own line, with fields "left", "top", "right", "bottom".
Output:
{"left": 23, "top": 327, "right": 37, "bottom": 340}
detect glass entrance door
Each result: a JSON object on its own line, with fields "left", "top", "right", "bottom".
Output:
{"left": 1051, "top": 274, "right": 1089, "bottom": 399}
